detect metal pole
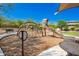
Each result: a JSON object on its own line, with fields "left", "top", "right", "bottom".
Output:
{"left": 21, "top": 31, "right": 24, "bottom": 56}
{"left": 44, "top": 28, "right": 46, "bottom": 36}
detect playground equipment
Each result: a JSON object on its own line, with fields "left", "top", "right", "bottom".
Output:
{"left": 17, "top": 21, "right": 63, "bottom": 38}
{"left": 17, "top": 22, "right": 43, "bottom": 38}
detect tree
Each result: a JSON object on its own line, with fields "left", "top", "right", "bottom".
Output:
{"left": 75, "top": 24, "right": 79, "bottom": 28}
{"left": 63, "top": 25, "right": 69, "bottom": 31}
{"left": 17, "top": 20, "right": 24, "bottom": 26}
{"left": 0, "top": 16, "right": 7, "bottom": 28}
{"left": 48, "top": 24, "right": 58, "bottom": 29}
{"left": 57, "top": 20, "right": 68, "bottom": 30}
{"left": 9, "top": 20, "right": 24, "bottom": 28}
{"left": 70, "top": 27, "right": 75, "bottom": 31}
{"left": 74, "top": 23, "right": 79, "bottom": 31}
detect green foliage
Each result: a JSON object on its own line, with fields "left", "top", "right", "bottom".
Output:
{"left": 64, "top": 27, "right": 69, "bottom": 31}
{"left": 57, "top": 20, "right": 68, "bottom": 30}
{"left": 0, "top": 16, "right": 25, "bottom": 28}
{"left": 48, "top": 24, "right": 58, "bottom": 29}
{"left": 75, "top": 24, "right": 79, "bottom": 28}
{"left": 0, "top": 16, "right": 7, "bottom": 27}
{"left": 63, "top": 25, "right": 69, "bottom": 31}
{"left": 9, "top": 20, "right": 24, "bottom": 28}
{"left": 70, "top": 27, "right": 75, "bottom": 31}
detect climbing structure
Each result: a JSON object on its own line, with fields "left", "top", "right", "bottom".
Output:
{"left": 18, "top": 22, "right": 43, "bottom": 38}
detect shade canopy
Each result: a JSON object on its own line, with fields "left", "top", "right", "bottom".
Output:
{"left": 54, "top": 3, "right": 79, "bottom": 15}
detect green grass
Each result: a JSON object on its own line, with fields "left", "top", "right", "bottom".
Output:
{"left": 63, "top": 31, "right": 79, "bottom": 36}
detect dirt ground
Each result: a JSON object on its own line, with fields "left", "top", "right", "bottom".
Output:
{"left": 0, "top": 34, "right": 63, "bottom": 56}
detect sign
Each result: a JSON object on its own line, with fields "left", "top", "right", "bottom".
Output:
{"left": 17, "top": 30, "right": 28, "bottom": 56}
{"left": 18, "top": 31, "right": 28, "bottom": 41}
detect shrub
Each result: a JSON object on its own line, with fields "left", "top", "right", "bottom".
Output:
{"left": 64, "top": 28, "right": 69, "bottom": 31}
{"left": 70, "top": 27, "right": 75, "bottom": 31}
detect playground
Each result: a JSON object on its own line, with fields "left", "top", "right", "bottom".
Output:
{"left": 0, "top": 3, "right": 79, "bottom": 56}
{"left": 0, "top": 21, "right": 65, "bottom": 56}
{"left": 0, "top": 20, "right": 79, "bottom": 56}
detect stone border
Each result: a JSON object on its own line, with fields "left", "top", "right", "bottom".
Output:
{"left": 0, "top": 32, "right": 17, "bottom": 40}
{"left": 0, "top": 32, "right": 17, "bottom": 56}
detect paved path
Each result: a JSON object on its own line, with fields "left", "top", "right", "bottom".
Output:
{"left": 60, "top": 36, "right": 79, "bottom": 55}
{"left": 38, "top": 45, "right": 68, "bottom": 56}
{"left": 0, "top": 32, "right": 17, "bottom": 56}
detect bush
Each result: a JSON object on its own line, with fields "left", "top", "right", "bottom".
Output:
{"left": 6, "top": 28, "right": 14, "bottom": 33}
{"left": 76, "top": 29, "right": 79, "bottom": 31}
{"left": 64, "top": 28, "right": 69, "bottom": 31}
{"left": 70, "top": 27, "right": 75, "bottom": 31}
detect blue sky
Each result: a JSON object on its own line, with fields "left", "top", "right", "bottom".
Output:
{"left": 2, "top": 3, "right": 79, "bottom": 24}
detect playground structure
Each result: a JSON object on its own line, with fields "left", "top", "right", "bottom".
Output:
{"left": 17, "top": 22, "right": 43, "bottom": 38}
{"left": 17, "top": 21, "right": 63, "bottom": 38}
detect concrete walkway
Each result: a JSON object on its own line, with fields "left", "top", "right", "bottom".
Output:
{"left": 0, "top": 32, "right": 17, "bottom": 56}
{"left": 38, "top": 45, "right": 68, "bottom": 56}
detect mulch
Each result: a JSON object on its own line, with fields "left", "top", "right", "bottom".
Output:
{"left": 0, "top": 34, "right": 63, "bottom": 56}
